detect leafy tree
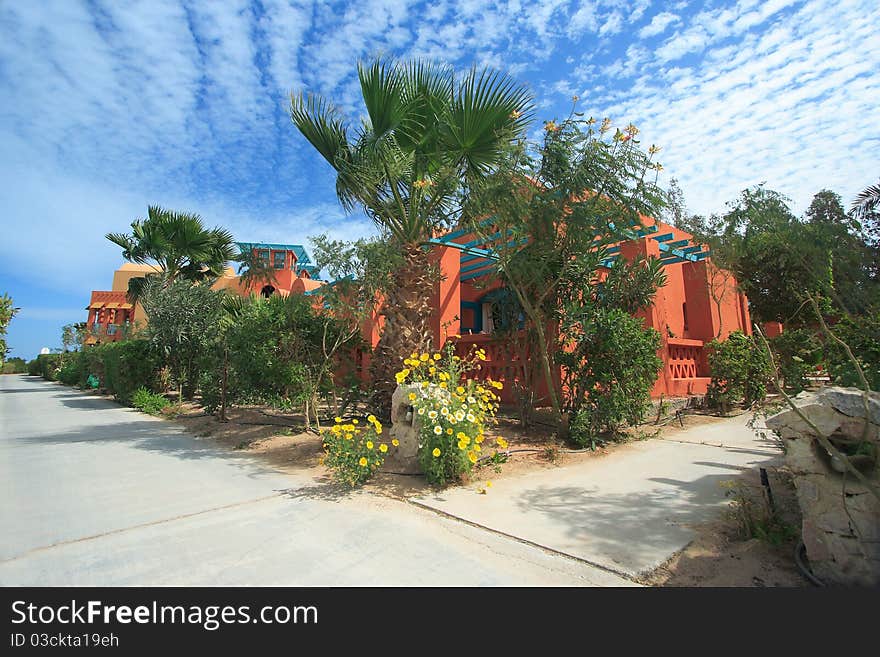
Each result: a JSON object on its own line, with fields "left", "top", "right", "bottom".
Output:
{"left": 467, "top": 109, "right": 667, "bottom": 437}
{"left": 290, "top": 58, "right": 533, "bottom": 416}
{"left": 0, "top": 293, "right": 19, "bottom": 363}
{"left": 106, "top": 205, "right": 236, "bottom": 302}
{"left": 140, "top": 279, "right": 225, "bottom": 400}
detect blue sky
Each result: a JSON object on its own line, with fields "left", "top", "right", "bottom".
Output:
{"left": 1, "top": 0, "right": 878, "bottom": 359}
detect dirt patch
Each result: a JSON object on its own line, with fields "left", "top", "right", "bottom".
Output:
{"left": 643, "top": 466, "right": 809, "bottom": 587}
{"left": 171, "top": 404, "right": 325, "bottom": 476}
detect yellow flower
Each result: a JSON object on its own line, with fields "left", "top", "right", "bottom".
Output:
{"left": 358, "top": 457, "right": 368, "bottom": 467}
{"left": 379, "top": 443, "right": 388, "bottom": 453}
{"left": 366, "top": 441, "right": 374, "bottom": 450}
{"left": 432, "top": 447, "right": 441, "bottom": 457}
{"left": 433, "top": 353, "right": 441, "bottom": 361}
{"left": 458, "top": 441, "right": 467, "bottom": 450}
{"left": 468, "top": 451, "right": 478, "bottom": 464}
{"left": 410, "top": 352, "right": 419, "bottom": 359}
{"left": 429, "top": 367, "right": 436, "bottom": 375}
{"left": 375, "top": 427, "right": 383, "bottom": 435}
{"left": 446, "top": 428, "right": 453, "bottom": 435}
{"left": 367, "top": 414, "right": 376, "bottom": 424}
{"left": 408, "top": 392, "right": 417, "bottom": 401}
{"left": 392, "top": 439, "right": 400, "bottom": 447}
{"left": 439, "top": 382, "right": 447, "bottom": 389}
{"left": 486, "top": 480, "right": 493, "bottom": 488}
{"left": 496, "top": 437, "right": 508, "bottom": 449}
{"left": 420, "top": 353, "right": 429, "bottom": 361}
{"left": 334, "top": 416, "right": 343, "bottom": 423}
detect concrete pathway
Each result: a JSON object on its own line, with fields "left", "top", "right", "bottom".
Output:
{"left": 0, "top": 374, "right": 628, "bottom": 586}
{"left": 413, "top": 413, "right": 781, "bottom": 579}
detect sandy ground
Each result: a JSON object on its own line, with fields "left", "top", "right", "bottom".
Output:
{"left": 643, "top": 466, "right": 808, "bottom": 587}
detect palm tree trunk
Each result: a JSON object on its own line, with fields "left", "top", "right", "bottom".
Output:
{"left": 369, "top": 244, "right": 436, "bottom": 418}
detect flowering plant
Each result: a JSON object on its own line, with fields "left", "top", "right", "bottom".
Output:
{"left": 322, "top": 415, "right": 395, "bottom": 487}
{"left": 395, "top": 342, "right": 505, "bottom": 485}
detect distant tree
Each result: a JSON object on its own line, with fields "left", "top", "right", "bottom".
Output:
{"left": 106, "top": 206, "right": 236, "bottom": 302}
{"left": 0, "top": 293, "right": 20, "bottom": 363}
{"left": 664, "top": 177, "right": 687, "bottom": 228}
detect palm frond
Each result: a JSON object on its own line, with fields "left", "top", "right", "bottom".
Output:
{"left": 852, "top": 181, "right": 880, "bottom": 220}
{"left": 289, "top": 92, "right": 351, "bottom": 168}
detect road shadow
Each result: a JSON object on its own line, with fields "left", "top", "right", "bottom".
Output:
{"left": 512, "top": 463, "right": 776, "bottom": 574}
{"left": 278, "top": 479, "right": 354, "bottom": 502}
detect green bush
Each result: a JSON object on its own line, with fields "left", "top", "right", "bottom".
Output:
{"left": 56, "top": 353, "right": 84, "bottom": 385}
{"left": 768, "top": 328, "right": 823, "bottom": 394}
{"left": 77, "top": 346, "right": 106, "bottom": 389}
{"left": 826, "top": 311, "right": 880, "bottom": 389}
{"left": 131, "top": 387, "right": 170, "bottom": 415}
{"left": 1, "top": 357, "right": 27, "bottom": 374}
{"left": 558, "top": 308, "right": 663, "bottom": 448}
{"left": 30, "top": 353, "right": 62, "bottom": 380}
{"left": 101, "top": 339, "right": 160, "bottom": 403}
{"left": 707, "top": 331, "right": 773, "bottom": 412}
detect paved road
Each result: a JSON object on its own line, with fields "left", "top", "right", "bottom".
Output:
{"left": 0, "top": 374, "right": 628, "bottom": 586}
{"left": 414, "top": 413, "right": 781, "bottom": 578}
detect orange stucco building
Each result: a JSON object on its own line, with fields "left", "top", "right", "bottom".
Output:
{"left": 359, "top": 216, "right": 751, "bottom": 401}
{"left": 85, "top": 243, "right": 324, "bottom": 344}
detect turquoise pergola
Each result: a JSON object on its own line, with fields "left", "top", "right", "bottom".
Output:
{"left": 427, "top": 222, "right": 712, "bottom": 282}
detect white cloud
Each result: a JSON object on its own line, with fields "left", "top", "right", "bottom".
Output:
{"left": 639, "top": 11, "right": 679, "bottom": 38}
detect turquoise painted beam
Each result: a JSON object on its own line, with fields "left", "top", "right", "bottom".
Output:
{"left": 461, "top": 264, "right": 496, "bottom": 281}
{"left": 652, "top": 233, "right": 675, "bottom": 242}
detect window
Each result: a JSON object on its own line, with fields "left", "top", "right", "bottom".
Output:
{"left": 273, "top": 251, "right": 286, "bottom": 269}
{"left": 106, "top": 325, "right": 117, "bottom": 336}
{"left": 682, "top": 302, "right": 689, "bottom": 332}
{"left": 258, "top": 249, "right": 270, "bottom": 265}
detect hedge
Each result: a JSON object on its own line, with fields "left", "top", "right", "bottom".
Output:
{"left": 49, "top": 339, "right": 161, "bottom": 404}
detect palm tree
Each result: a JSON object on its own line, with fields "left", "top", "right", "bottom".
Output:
{"left": 106, "top": 206, "right": 236, "bottom": 301}
{"left": 290, "top": 58, "right": 533, "bottom": 414}
{"left": 234, "top": 243, "right": 278, "bottom": 294}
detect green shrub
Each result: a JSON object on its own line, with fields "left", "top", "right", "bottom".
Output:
{"left": 131, "top": 387, "right": 170, "bottom": 415}
{"left": 1, "top": 357, "right": 27, "bottom": 374}
{"left": 768, "top": 328, "right": 823, "bottom": 394}
{"left": 56, "top": 352, "right": 84, "bottom": 385}
{"left": 76, "top": 345, "right": 106, "bottom": 389}
{"left": 101, "top": 339, "right": 160, "bottom": 403}
{"left": 31, "top": 353, "right": 62, "bottom": 380}
{"left": 707, "top": 331, "right": 773, "bottom": 412}
{"left": 826, "top": 311, "right": 880, "bottom": 389}
{"left": 558, "top": 308, "right": 663, "bottom": 448}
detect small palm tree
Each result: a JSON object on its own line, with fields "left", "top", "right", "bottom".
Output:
{"left": 290, "top": 58, "right": 533, "bottom": 413}
{"left": 234, "top": 243, "right": 278, "bottom": 293}
{"left": 106, "top": 206, "right": 236, "bottom": 301}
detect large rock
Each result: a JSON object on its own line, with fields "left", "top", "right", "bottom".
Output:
{"left": 380, "top": 384, "right": 422, "bottom": 474}
{"left": 818, "top": 386, "right": 880, "bottom": 425}
{"left": 767, "top": 386, "right": 880, "bottom": 586}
